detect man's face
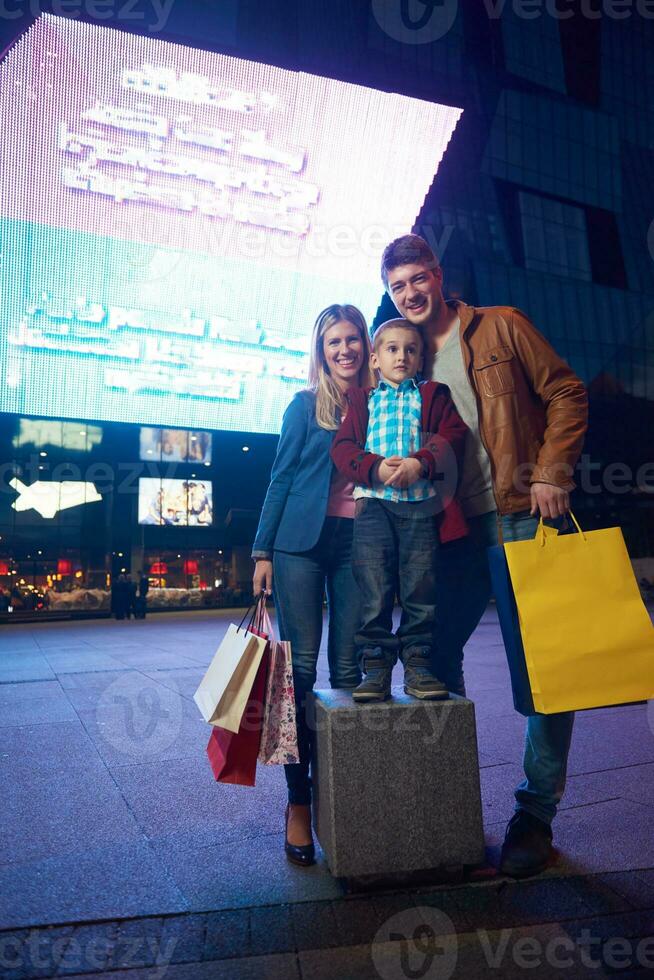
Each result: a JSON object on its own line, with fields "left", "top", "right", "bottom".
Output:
{"left": 370, "top": 327, "right": 423, "bottom": 384}
{"left": 386, "top": 262, "right": 444, "bottom": 327}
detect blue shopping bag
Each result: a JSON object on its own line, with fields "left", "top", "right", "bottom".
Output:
{"left": 487, "top": 544, "right": 536, "bottom": 716}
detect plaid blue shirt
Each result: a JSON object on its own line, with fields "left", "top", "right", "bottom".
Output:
{"left": 354, "top": 377, "right": 436, "bottom": 504}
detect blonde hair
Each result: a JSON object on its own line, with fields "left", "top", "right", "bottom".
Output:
{"left": 307, "top": 304, "right": 375, "bottom": 430}
{"left": 372, "top": 317, "right": 424, "bottom": 352}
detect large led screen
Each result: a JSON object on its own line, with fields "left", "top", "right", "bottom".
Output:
{"left": 138, "top": 478, "right": 213, "bottom": 526}
{"left": 0, "top": 15, "right": 462, "bottom": 434}
{"left": 139, "top": 427, "right": 212, "bottom": 463}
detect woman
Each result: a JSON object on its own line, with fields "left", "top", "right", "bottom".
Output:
{"left": 252, "top": 304, "right": 374, "bottom": 866}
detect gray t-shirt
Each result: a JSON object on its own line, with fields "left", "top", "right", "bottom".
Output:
{"left": 431, "top": 318, "right": 496, "bottom": 518}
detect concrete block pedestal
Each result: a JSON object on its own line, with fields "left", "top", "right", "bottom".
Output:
{"left": 309, "top": 688, "right": 485, "bottom": 879}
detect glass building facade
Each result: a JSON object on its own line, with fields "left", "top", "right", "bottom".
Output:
{"left": 0, "top": 414, "right": 276, "bottom": 618}
{"left": 365, "top": 4, "right": 654, "bottom": 570}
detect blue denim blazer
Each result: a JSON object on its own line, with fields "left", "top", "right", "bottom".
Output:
{"left": 252, "top": 390, "right": 335, "bottom": 557}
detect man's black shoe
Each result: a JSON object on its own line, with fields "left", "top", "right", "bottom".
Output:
{"left": 352, "top": 651, "right": 392, "bottom": 702}
{"left": 402, "top": 648, "right": 449, "bottom": 700}
{"left": 500, "top": 810, "right": 553, "bottom": 878}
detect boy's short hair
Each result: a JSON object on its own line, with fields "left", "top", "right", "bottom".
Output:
{"left": 372, "top": 318, "right": 424, "bottom": 352}
{"left": 380, "top": 234, "right": 440, "bottom": 287}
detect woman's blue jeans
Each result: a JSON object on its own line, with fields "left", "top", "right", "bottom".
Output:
{"left": 434, "top": 510, "right": 576, "bottom": 826}
{"left": 273, "top": 517, "right": 361, "bottom": 805}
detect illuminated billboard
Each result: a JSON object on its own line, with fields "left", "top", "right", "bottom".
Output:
{"left": 138, "top": 478, "right": 212, "bottom": 526}
{"left": 0, "top": 15, "right": 462, "bottom": 434}
{"left": 12, "top": 418, "right": 103, "bottom": 451}
{"left": 139, "top": 427, "right": 211, "bottom": 463}
{"left": 10, "top": 478, "right": 102, "bottom": 519}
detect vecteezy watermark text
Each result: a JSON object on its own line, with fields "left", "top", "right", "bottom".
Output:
{"left": 481, "top": 0, "right": 654, "bottom": 19}
{"left": 0, "top": 928, "right": 179, "bottom": 976}
{"left": 0, "top": 0, "right": 174, "bottom": 32}
{"left": 372, "top": 0, "right": 654, "bottom": 47}
{"left": 372, "top": 908, "right": 654, "bottom": 978}
{"left": 3, "top": 452, "right": 654, "bottom": 499}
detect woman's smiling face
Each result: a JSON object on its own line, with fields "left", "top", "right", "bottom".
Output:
{"left": 322, "top": 319, "right": 365, "bottom": 390}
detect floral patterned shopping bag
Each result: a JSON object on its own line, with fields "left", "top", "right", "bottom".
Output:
{"left": 258, "top": 610, "right": 299, "bottom": 765}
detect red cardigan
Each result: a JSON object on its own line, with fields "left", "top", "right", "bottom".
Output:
{"left": 331, "top": 381, "right": 469, "bottom": 543}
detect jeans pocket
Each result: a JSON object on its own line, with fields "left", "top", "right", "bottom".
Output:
{"left": 354, "top": 498, "right": 368, "bottom": 518}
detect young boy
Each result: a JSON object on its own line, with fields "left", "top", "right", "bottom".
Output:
{"left": 331, "top": 318, "right": 468, "bottom": 702}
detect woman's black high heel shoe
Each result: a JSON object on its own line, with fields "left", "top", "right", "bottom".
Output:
{"left": 284, "top": 804, "right": 315, "bottom": 867}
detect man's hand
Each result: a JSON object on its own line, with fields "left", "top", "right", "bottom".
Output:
{"left": 253, "top": 559, "right": 273, "bottom": 596}
{"left": 385, "top": 457, "right": 423, "bottom": 489}
{"left": 530, "top": 482, "right": 570, "bottom": 519}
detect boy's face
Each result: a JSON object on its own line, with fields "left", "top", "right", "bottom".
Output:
{"left": 370, "top": 327, "right": 423, "bottom": 384}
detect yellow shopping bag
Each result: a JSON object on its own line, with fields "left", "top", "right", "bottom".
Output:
{"left": 502, "top": 514, "right": 654, "bottom": 714}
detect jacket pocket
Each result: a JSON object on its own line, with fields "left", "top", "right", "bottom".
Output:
{"left": 473, "top": 346, "right": 516, "bottom": 397}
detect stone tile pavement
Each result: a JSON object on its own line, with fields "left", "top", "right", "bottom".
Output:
{"left": 1, "top": 608, "right": 653, "bottom": 978}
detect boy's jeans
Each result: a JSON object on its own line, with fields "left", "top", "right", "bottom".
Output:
{"left": 352, "top": 497, "right": 439, "bottom": 666}
{"left": 434, "top": 510, "right": 575, "bottom": 826}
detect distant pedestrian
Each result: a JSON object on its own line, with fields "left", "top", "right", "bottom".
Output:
{"left": 112, "top": 574, "right": 130, "bottom": 620}
{"left": 127, "top": 578, "right": 138, "bottom": 619}
{"left": 135, "top": 570, "right": 149, "bottom": 619}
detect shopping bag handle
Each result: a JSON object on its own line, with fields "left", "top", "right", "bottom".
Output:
{"left": 253, "top": 591, "right": 268, "bottom": 634}
{"left": 496, "top": 511, "right": 587, "bottom": 546}
{"left": 536, "top": 510, "right": 587, "bottom": 547}
{"left": 237, "top": 592, "right": 267, "bottom": 633}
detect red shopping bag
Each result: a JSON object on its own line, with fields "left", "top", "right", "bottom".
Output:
{"left": 206, "top": 646, "right": 269, "bottom": 786}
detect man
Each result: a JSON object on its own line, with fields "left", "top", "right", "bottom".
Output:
{"left": 136, "top": 570, "right": 149, "bottom": 619}
{"left": 382, "top": 234, "right": 588, "bottom": 878}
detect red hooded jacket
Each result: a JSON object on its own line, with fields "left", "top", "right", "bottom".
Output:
{"left": 330, "top": 381, "right": 469, "bottom": 543}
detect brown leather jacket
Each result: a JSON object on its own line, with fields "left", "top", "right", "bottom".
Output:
{"left": 445, "top": 301, "right": 588, "bottom": 515}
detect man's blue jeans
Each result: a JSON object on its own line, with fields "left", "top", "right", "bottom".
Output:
{"left": 352, "top": 497, "right": 439, "bottom": 665}
{"left": 273, "top": 517, "right": 361, "bottom": 805}
{"left": 434, "top": 510, "right": 575, "bottom": 825}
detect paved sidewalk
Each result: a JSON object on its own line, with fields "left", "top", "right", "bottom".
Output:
{"left": 1, "top": 608, "right": 653, "bottom": 978}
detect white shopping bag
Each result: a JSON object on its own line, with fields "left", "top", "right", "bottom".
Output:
{"left": 193, "top": 618, "right": 268, "bottom": 734}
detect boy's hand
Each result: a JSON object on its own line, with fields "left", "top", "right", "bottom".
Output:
{"left": 377, "top": 456, "right": 402, "bottom": 483}
{"left": 384, "top": 457, "right": 423, "bottom": 488}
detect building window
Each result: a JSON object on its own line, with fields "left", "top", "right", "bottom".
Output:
{"left": 460, "top": 0, "right": 504, "bottom": 70}
{"left": 558, "top": 6, "right": 601, "bottom": 106}
{"left": 585, "top": 206, "right": 628, "bottom": 290}
{"left": 518, "top": 191, "right": 592, "bottom": 282}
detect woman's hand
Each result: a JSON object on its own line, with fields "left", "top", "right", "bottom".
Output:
{"left": 253, "top": 560, "right": 273, "bottom": 596}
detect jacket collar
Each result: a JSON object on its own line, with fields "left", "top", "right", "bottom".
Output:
{"left": 446, "top": 299, "right": 476, "bottom": 337}
{"left": 377, "top": 376, "right": 419, "bottom": 392}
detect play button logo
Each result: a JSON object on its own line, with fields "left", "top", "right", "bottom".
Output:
{"left": 372, "top": 0, "right": 459, "bottom": 44}
{"left": 371, "top": 906, "right": 458, "bottom": 980}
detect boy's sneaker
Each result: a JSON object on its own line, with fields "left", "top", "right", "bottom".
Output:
{"left": 352, "top": 650, "right": 392, "bottom": 702}
{"left": 402, "top": 648, "right": 449, "bottom": 700}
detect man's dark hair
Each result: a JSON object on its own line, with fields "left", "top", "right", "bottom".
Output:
{"left": 381, "top": 234, "right": 440, "bottom": 287}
